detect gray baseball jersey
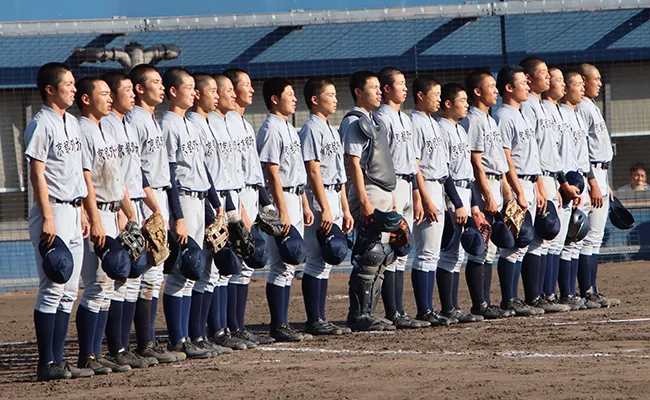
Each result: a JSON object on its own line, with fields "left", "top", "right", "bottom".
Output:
{"left": 576, "top": 98, "right": 613, "bottom": 163}
{"left": 374, "top": 104, "right": 417, "bottom": 175}
{"left": 102, "top": 112, "right": 145, "bottom": 200}
{"left": 411, "top": 110, "right": 448, "bottom": 181}
{"left": 461, "top": 106, "right": 508, "bottom": 175}
{"left": 493, "top": 104, "right": 541, "bottom": 176}
{"left": 521, "top": 94, "right": 562, "bottom": 173}
{"left": 125, "top": 105, "right": 170, "bottom": 189}
{"left": 438, "top": 117, "right": 474, "bottom": 181}
{"left": 299, "top": 114, "right": 346, "bottom": 186}
{"left": 342, "top": 108, "right": 371, "bottom": 159}
{"left": 542, "top": 100, "right": 573, "bottom": 173}
{"left": 79, "top": 116, "right": 124, "bottom": 203}
{"left": 24, "top": 105, "right": 87, "bottom": 202}
{"left": 339, "top": 106, "right": 369, "bottom": 142}
{"left": 227, "top": 110, "right": 264, "bottom": 187}
{"left": 161, "top": 111, "right": 210, "bottom": 192}
{"left": 560, "top": 104, "right": 590, "bottom": 174}
{"left": 257, "top": 113, "right": 307, "bottom": 188}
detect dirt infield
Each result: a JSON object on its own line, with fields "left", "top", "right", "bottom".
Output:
{"left": 2, "top": 261, "right": 650, "bottom": 399}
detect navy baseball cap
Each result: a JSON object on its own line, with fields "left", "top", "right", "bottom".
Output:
{"left": 39, "top": 235, "right": 74, "bottom": 284}
{"left": 128, "top": 251, "right": 150, "bottom": 279}
{"left": 317, "top": 224, "right": 348, "bottom": 265}
{"left": 275, "top": 225, "right": 307, "bottom": 265}
{"left": 534, "top": 200, "right": 561, "bottom": 240}
{"left": 163, "top": 230, "right": 182, "bottom": 275}
{"left": 441, "top": 210, "right": 459, "bottom": 251}
{"left": 370, "top": 209, "right": 403, "bottom": 233}
{"left": 214, "top": 245, "right": 243, "bottom": 276}
{"left": 515, "top": 211, "right": 535, "bottom": 248}
{"left": 561, "top": 171, "right": 585, "bottom": 203}
{"left": 180, "top": 236, "right": 205, "bottom": 281}
{"left": 244, "top": 226, "right": 268, "bottom": 269}
{"left": 95, "top": 236, "right": 131, "bottom": 281}
{"left": 491, "top": 212, "right": 516, "bottom": 249}
{"left": 461, "top": 218, "right": 485, "bottom": 256}
{"left": 609, "top": 196, "right": 635, "bottom": 230}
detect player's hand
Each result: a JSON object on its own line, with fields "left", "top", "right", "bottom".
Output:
{"left": 413, "top": 196, "right": 424, "bottom": 225}
{"left": 609, "top": 186, "right": 614, "bottom": 201}
{"left": 516, "top": 195, "right": 528, "bottom": 211}
{"left": 574, "top": 194, "right": 583, "bottom": 209}
{"left": 81, "top": 215, "right": 90, "bottom": 239}
{"left": 278, "top": 210, "right": 292, "bottom": 236}
{"left": 41, "top": 216, "right": 57, "bottom": 247}
{"left": 90, "top": 221, "right": 106, "bottom": 248}
{"left": 455, "top": 206, "right": 468, "bottom": 225}
{"left": 590, "top": 184, "right": 603, "bottom": 208}
{"left": 216, "top": 206, "right": 225, "bottom": 217}
{"left": 175, "top": 219, "right": 188, "bottom": 245}
{"left": 471, "top": 205, "right": 484, "bottom": 221}
{"left": 484, "top": 195, "right": 498, "bottom": 215}
{"left": 360, "top": 200, "right": 375, "bottom": 225}
{"left": 422, "top": 198, "right": 439, "bottom": 223}
{"left": 342, "top": 210, "right": 354, "bottom": 234}
{"left": 536, "top": 191, "right": 547, "bottom": 214}
{"left": 319, "top": 208, "right": 332, "bottom": 233}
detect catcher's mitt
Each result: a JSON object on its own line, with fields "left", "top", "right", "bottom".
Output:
{"left": 255, "top": 208, "right": 284, "bottom": 237}
{"left": 229, "top": 220, "right": 255, "bottom": 259}
{"left": 142, "top": 213, "right": 169, "bottom": 266}
{"left": 118, "top": 221, "right": 146, "bottom": 260}
{"left": 473, "top": 214, "right": 492, "bottom": 252}
{"left": 503, "top": 198, "right": 525, "bottom": 238}
{"left": 205, "top": 215, "right": 229, "bottom": 253}
{"left": 389, "top": 218, "right": 410, "bottom": 248}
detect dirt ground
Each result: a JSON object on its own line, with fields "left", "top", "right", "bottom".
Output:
{"left": 2, "top": 261, "right": 650, "bottom": 399}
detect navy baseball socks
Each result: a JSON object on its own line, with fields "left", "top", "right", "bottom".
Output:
{"left": 105, "top": 300, "right": 124, "bottom": 355}
{"left": 227, "top": 284, "right": 239, "bottom": 332}
{"left": 95, "top": 310, "right": 109, "bottom": 356}
{"left": 427, "top": 270, "right": 436, "bottom": 311}
{"left": 34, "top": 310, "right": 56, "bottom": 365}
{"left": 381, "top": 270, "right": 397, "bottom": 318}
{"left": 149, "top": 297, "right": 158, "bottom": 342}
{"left": 512, "top": 260, "right": 522, "bottom": 299}
{"left": 189, "top": 291, "right": 203, "bottom": 341}
{"left": 207, "top": 288, "right": 222, "bottom": 337}
{"left": 181, "top": 295, "right": 191, "bottom": 339}
{"left": 121, "top": 300, "right": 136, "bottom": 349}
{"left": 543, "top": 254, "right": 560, "bottom": 298}
{"left": 521, "top": 253, "right": 542, "bottom": 304}
{"left": 558, "top": 257, "right": 573, "bottom": 299}
{"left": 497, "top": 258, "right": 516, "bottom": 305}
{"left": 411, "top": 269, "right": 429, "bottom": 316}
{"left": 395, "top": 270, "right": 405, "bottom": 315}
{"left": 133, "top": 298, "right": 151, "bottom": 348}
{"left": 266, "top": 283, "right": 284, "bottom": 331}
{"left": 577, "top": 254, "right": 591, "bottom": 296}
{"left": 482, "top": 262, "right": 493, "bottom": 304}
{"left": 464, "top": 260, "right": 484, "bottom": 310}
{"left": 537, "top": 254, "right": 548, "bottom": 297}
{"left": 200, "top": 291, "right": 212, "bottom": 339}
{"left": 436, "top": 269, "right": 454, "bottom": 314}
{"left": 301, "top": 273, "right": 320, "bottom": 325}
{"left": 318, "top": 278, "right": 328, "bottom": 321}
{"left": 162, "top": 294, "right": 183, "bottom": 346}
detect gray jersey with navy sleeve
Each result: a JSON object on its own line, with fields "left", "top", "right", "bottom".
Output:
{"left": 102, "top": 112, "right": 145, "bottom": 200}
{"left": 374, "top": 104, "right": 417, "bottom": 175}
{"left": 162, "top": 111, "right": 210, "bottom": 192}
{"left": 438, "top": 117, "right": 474, "bottom": 181}
{"left": 24, "top": 106, "right": 87, "bottom": 201}
{"left": 542, "top": 100, "right": 573, "bottom": 174}
{"left": 461, "top": 106, "right": 508, "bottom": 176}
{"left": 493, "top": 104, "right": 541, "bottom": 176}
{"left": 227, "top": 110, "right": 264, "bottom": 186}
{"left": 521, "top": 94, "right": 562, "bottom": 173}
{"left": 257, "top": 114, "right": 307, "bottom": 188}
{"left": 411, "top": 110, "right": 448, "bottom": 181}
{"left": 299, "top": 114, "right": 346, "bottom": 186}
{"left": 560, "top": 104, "right": 590, "bottom": 174}
{"left": 576, "top": 98, "right": 613, "bottom": 163}
{"left": 125, "top": 105, "right": 170, "bottom": 189}
{"left": 79, "top": 116, "right": 124, "bottom": 203}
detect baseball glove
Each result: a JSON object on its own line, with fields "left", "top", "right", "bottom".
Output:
{"left": 205, "top": 215, "right": 229, "bottom": 253}
{"left": 474, "top": 214, "right": 492, "bottom": 252}
{"left": 141, "top": 213, "right": 170, "bottom": 266}
{"left": 503, "top": 198, "right": 525, "bottom": 238}
{"left": 389, "top": 218, "right": 410, "bottom": 248}
{"left": 255, "top": 208, "right": 284, "bottom": 237}
{"left": 229, "top": 220, "right": 256, "bottom": 259}
{"left": 118, "top": 221, "right": 146, "bottom": 260}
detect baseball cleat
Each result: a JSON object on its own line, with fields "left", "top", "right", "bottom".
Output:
{"left": 229, "top": 331, "right": 258, "bottom": 349}
{"left": 37, "top": 361, "right": 72, "bottom": 381}
{"left": 211, "top": 328, "right": 248, "bottom": 350}
{"left": 169, "top": 337, "right": 211, "bottom": 359}
{"left": 443, "top": 308, "right": 485, "bottom": 323}
{"left": 390, "top": 311, "right": 424, "bottom": 329}
{"left": 502, "top": 298, "right": 542, "bottom": 316}
{"left": 60, "top": 361, "right": 94, "bottom": 378}
{"left": 114, "top": 350, "right": 148, "bottom": 368}
{"left": 530, "top": 296, "right": 570, "bottom": 313}
{"left": 346, "top": 315, "right": 386, "bottom": 332}
{"left": 78, "top": 355, "right": 112, "bottom": 375}
{"left": 234, "top": 330, "right": 276, "bottom": 345}
{"left": 305, "top": 319, "right": 343, "bottom": 335}
{"left": 97, "top": 355, "right": 131, "bottom": 373}
{"left": 136, "top": 340, "right": 175, "bottom": 364}
{"left": 471, "top": 302, "right": 512, "bottom": 319}
{"left": 270, "top": 324, "right": 309, "bottom": 342}
{"left": 558, "top": 295, "right": 583, "bottom": 311}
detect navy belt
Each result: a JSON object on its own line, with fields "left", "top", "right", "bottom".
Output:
{"left": 52, "top": 197, "right": 83, "bottom": 208}
{"left": 396, "top": 174, "right": 414, "bottom": 183}
{"left": 180, "top": 190, "right": 208, "bottom": 200}
{"left": 541, "top": 171, "right": 560, "bottom": 178}
{"left": 245, "top": 184, "right": 261, "bottom": 190}
{"left": 218, "top": 189, "right": 241, "bottom": 198}
{"left": 324, "top": 183, "right": 343, "bottom": 192}
{"left": 283, "top": 185, "right": 305, "bottom": 195}
{"left": 591, "top": 162, "right": 610, "bottom": 170}
{"left": 97, "top": 201, "right": 122, "bottom": 212}
{"left": 518, "top": 175, "right": 539, "bottom": 183}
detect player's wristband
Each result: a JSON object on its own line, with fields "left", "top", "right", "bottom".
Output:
{"left": 556, "top": 171, "right": 567, "bottom": 185}
{"left": 411, "top": 175, "right": 419, "bottom": 191}
{"left": 443, "top": 178, "right": 463, "bottom": 209}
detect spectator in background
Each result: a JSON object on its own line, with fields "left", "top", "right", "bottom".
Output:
{"left": 618, "top": 163, "right": 648, "bottom": 193}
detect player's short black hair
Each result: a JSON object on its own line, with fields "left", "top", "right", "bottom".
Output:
{"left": 303, "top": 77, "right": 335, "bottom": 110}
{"left": 162, "top": 67, "right": 192, "bottom": 99}
{"left": 563, "top": 69, "right": 582, "bottom": 85}
{"left": 378, "top": 67, "right": 404, "bottom": 95}
{"left": 222, "top": 68, "right": 248, "bottom": 88}
{"left": 101, "top": 71, "right": 131, "bottom": 94}
{"left": 519, "top": 57, "right": 545, "bottom": 76}
{"left": 465, "top": 69, "right": 493, "bottom": 104}
{"left": 74, "top": 76, "right": 103, "bottom": 109}
{"left": 440, "top": 83, "right": 466, "bottom": 110}
{"left": 262, "top": 77, "right": 292, "bottom": 111}
{"left": 129, "top": 64, "right": 159, "bottom": 96}
{"left": 412, "top": 76, "right": 441, "bottom": 104}
{"left": 192, "top": 72, "right": 215, "bottom": 92}
{"left": 349, "top": 70, "right": 377, "bottom": 102}
{"left": 630, "top": 162, "right": 647, "bottom": 175}
{"left": 496, "top": 65, "right": 524, "bottom": 95}
{"left": 37, "top": 62, "right": 72, "bottom": 102}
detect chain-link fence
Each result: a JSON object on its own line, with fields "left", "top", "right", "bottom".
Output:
{"left": 1, "top": 0, "right": 649, "bottom": 291}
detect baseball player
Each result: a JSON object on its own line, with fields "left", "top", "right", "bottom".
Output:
{"left": 299, "top": 77, "right": 354, "bottom": 335}
{"left": 493, "top": 65, "right": 543, "bottom": 316}
{"left": 342, "top": 70, "right": 398, "bottom": 332}
{"left": 26, "top": 63, "right": 89, "bottom": 381}
{"left": 257, "top": 77, "right": 314, "bottom": 342}
{"left": 375, "top": 67, "right": 425, "bottom": 329}
{"left": 223, "top": 68, "right": 275, "bottom": 345}
{"left": 519, "top": 58, "right": 571, "bottom": 313}
{"left": 461, "top": 70, "right": 513, "bottom": 319}
{"left": 575, "top": 63, "right": 620, "bottom": 307}
{"left": 124, "top": 64, "right": 178, "bottom": 363}
{"left": 75, "top": 76, "right": 138, "bottom": 374}
{"left": 436, "top": 83, "right": 484, "bottom": 323}
{"left": 160, "top": 67, "right": 212, "bottom": 359}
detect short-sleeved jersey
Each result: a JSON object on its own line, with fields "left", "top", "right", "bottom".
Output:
{"left": 299, "top": 114, "right": 346, "bottom": 186}
{"left": 161, "top": 111, "right": 210, "bottom": 192}
{"left": 541, "top": 100, "right": 573, "bottom": 174}
{"left": 521, "top": 94, "right": 562, "bottom": 173}
{"left": 125, "top": 105, "right": 170, "bottom": 189}
{"left": 493, "top": 103, "right": 541, "bottom": 176}
{"left": 257, "top": 113, "right": 307, "bottom": 188}
{"left": 79, "top": 116, "right": 124, "bottom": 203}
{"left": 560, "top": 103, "right": 590, "bottom": 174}
{"left": 226, "top": 110, "right": 264, "bottom": 187}
{"left": 101, "top": 112, "right": 145, "bottom": 200}
{"left": 576, "top": 97, "right": 613, "bottom": 163}
{"left": 24, "top": 105, "right": 87, "bottom": 202}
{"left": 341, "top": 108, "right": 371, "bottom": 159}
{"left": 374, "top": 104, "right": 417, "bottom": 175}
{"left": 461, "top": 106, "right": 508, "bottom": 176}
{"left": 438, "top": 117, "right": 474, "bottom": 181}
{"left": 411, "top": 110, "right": 448, "bottom": 181}
{"left": 339, "top": 106, "right": 369, "bottom": 142}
